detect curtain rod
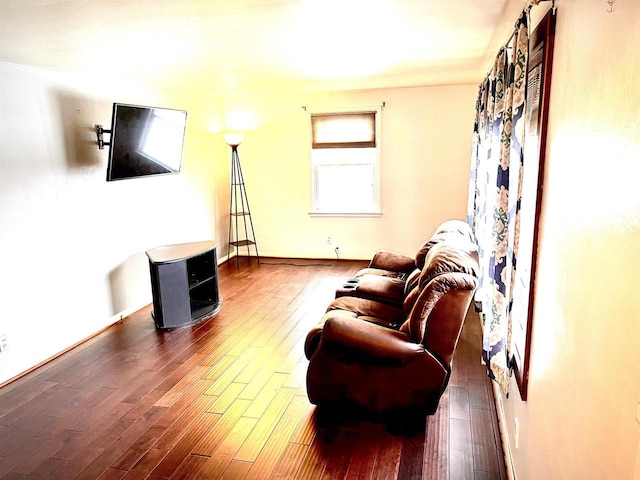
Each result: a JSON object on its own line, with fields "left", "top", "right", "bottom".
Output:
{"left": 502, "top": 0, "right": 555, "bottom": 48}
{"left": 526, "top": 0, "right": 556, "bottom": 13}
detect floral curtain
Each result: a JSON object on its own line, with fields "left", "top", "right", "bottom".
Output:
{"left": 467, "top": 12, "right": 529, "bottom": 394}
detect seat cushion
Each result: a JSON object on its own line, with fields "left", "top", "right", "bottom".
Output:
{"left": 335, "top": 274, "right": 407, "bottom": 308}
{"left": 326, "top": 296, "right": 406, "bottom": 328}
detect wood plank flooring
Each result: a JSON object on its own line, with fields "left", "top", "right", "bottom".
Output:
{"left": 0, "top": 258, "right": 506, "bottom": 479}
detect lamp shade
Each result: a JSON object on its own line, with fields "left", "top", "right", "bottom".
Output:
{"left": 223, "top": 133, "right": 244, "bottom": 146}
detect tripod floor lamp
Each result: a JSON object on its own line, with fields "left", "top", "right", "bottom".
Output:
{"left": 224, "top": 133, "right": 260, "bottom": 267}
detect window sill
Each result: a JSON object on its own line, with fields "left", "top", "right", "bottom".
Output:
{"left": 308, "top": 211, "right": 383, "bottom": 218}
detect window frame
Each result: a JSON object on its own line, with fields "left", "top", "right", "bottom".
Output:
{"left": 308, "top": 107, "right": 382, "bottom": 217}
{"left": 511, "top": 9, "right": 556, "bottom": 401}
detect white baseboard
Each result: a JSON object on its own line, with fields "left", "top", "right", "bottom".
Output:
{"left": 109, "top": 303, "right": 145, "bottom": 325}
{"left": 492, "top": 381, "right": 516, "bottom": 480}
{"left": 217, "top": 251, "right": 235, "bottom": 264}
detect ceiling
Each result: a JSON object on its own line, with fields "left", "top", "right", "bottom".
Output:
{"left": 0, "top": 0, "right": 527, "bottom": 95}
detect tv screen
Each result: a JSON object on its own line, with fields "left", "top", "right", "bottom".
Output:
{"left": 106, "top": 103, "right": 187, "bottom": 181}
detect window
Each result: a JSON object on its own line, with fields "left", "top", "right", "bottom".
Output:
{"left": 510, "top": 9, "right": 555, "bottom": 401}
{"left": 310, "top": 110, "right": 380, "bottom": 215}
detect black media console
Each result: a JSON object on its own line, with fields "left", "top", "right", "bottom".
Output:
{"left": 146, "top": 241, "right": 222, "bottom": 329}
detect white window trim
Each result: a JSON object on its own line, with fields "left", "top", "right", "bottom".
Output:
{"left": 308, "top": 105, "right": 383, "bottom": 217}
{"left": 308, "top": 211, "right": 383, "bottom": 218}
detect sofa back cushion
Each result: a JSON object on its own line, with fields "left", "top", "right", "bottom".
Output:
{"left": 431, "top": 219, "right": 475, "bottom": 239}
{"left": 402, "top": 239, "right": 478, "bottom": 315}
{"left": 419, "top": 240, "right": 479, "bottom": 289}
{"left": 415, "top": 220, "right": 475, "bottom": 269}
{"left": 400, "top": 272, "right": 477, "bottom": 365}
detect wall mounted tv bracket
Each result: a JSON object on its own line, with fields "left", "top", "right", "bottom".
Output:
{"left": 95, "top": 125, "right": 112, "bottom": 150}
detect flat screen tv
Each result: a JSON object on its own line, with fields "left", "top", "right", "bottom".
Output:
{"left": 106, "top": 103, "right": 187, "bottom": 181}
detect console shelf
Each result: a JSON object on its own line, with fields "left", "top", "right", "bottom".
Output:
{"left": 146, "top": 241, "right": 222, "bottom": 329}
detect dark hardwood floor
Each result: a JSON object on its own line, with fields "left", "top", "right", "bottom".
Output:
{"left": 0, "top": 258, "right": 506, "bottom": 479}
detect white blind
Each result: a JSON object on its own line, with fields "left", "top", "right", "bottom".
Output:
{"left": 311, "top": 112, "right": 376, "bottom": 148}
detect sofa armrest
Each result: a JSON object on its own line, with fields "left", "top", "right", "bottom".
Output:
{"left": 318, "top": 315, "right": 426, "bottom": 365}
{"left": 368, "top": 250, "right": 416, "bottom": 274}
{"left": 304, "top": 310, "right": 357, "bottom": 360}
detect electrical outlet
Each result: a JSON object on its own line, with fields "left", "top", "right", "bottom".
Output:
{"left": 0, "top": 334, "right": 8, "bottom": 352}
{"left": 326, "top": 236, "right": 332, "bottom": 244}
{"left": 514, "top": 418, "right": 520, "bottom": 449}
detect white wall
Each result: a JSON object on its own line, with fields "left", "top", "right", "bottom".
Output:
{"left": 0, "top": 62, "right": 228, "bottom": 384}
{"left": 228, "top": 85, "right": 477, "bottom": 260}
{"left": 500, "top": 3, "right": 640, "bottom": 479}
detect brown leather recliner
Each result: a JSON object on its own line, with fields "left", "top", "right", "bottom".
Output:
{"left": 304, "top": 240, "right": 479, "bottom": 416}
{"left": 334, "top": 219, "right": 475, "bottom": 308}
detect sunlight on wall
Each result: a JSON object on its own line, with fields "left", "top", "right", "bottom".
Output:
{"left": 529, "top": 125, "right": 640, "bottom": 382}
{"left": 551, "top": 128, "right": 640, "bottom": 228}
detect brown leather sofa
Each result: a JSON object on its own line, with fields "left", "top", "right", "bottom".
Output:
{"left": 304, "top": 225, "right": 479, "bottom": 417}
{"left": 334, "top": 219, "right": 475, "bottom": 309}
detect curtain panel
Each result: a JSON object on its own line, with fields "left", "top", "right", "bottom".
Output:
{"left": 467, "top": 12, "right": 529, "bottom": 394}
